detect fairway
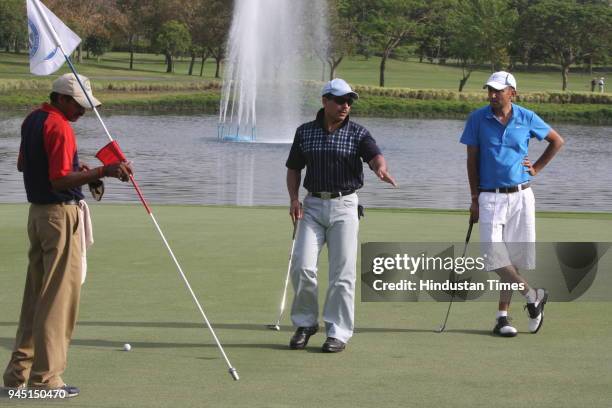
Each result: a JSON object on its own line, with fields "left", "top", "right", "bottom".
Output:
{"left": 1, "top": 204, "right": 611, "bottom": 407}
{"left": 1, "top": 51, "right": 607, "bottom": 93}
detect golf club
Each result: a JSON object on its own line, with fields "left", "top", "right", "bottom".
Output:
{"left": 267, "top": 220, "right": 299, "bottom": 331}
{"left": 436, "top": 220, "right": 474, "bottom": 333}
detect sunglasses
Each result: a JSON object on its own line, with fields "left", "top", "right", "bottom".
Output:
{"left": 327, "top": 95, "right": 355, "bottom": 106}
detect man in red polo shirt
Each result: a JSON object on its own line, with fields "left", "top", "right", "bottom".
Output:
{"left": 3, "top": 73, "right": 132, "bottom": 397}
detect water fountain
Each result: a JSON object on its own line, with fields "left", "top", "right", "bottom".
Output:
{"left": 218, "top": 0, "right": 328, "bottom": 143}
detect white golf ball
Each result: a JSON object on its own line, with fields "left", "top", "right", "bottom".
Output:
{"left": 123, "top": 343, "right": 132, "bottom": 352}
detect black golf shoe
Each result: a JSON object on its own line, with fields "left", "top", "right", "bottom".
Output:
{"left": 322, "top": 337, "right": 346, "bottom": 353}
{"left": 525, "top": 288, "right": 548, "bottom": 333}
{"left": 289, "top": 326, "right": 318, "bottom": 349}
{"left": 60, "top": 384, "right": 80, "bottom": 398}
{"left": 492, "top": 316, "right": 518, "bottom": 337}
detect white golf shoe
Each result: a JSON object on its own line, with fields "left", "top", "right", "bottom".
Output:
{"left": 525, "top": 288, "right": 549, "bottom": 333}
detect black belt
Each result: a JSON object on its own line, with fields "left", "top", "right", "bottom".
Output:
{"left": 310, "top": 190, "right": 355, "bottom": 199}
{"left": 479, "top": 182, "right": 531, "bottom": 194}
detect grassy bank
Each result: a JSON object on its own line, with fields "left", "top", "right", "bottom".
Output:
{"left": 1, "top": 204, "right": 611, "bottom": 408}
{"left": 1, "top": 52, "right": 610, "bottom": 124}
{"left": 2, "top": 89, "right": 609, "bottom": 124}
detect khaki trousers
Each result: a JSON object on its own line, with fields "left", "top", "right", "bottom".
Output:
{"left": 3, "top": 203, "right": 82, "bottom": 388}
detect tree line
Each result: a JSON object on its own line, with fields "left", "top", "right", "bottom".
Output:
{"left": 0, "top": 0, "right": 231, "bottom": 77}
{"left": 1, "top": 0, "right": 610, "bottom": 90}
{"left": 325, "top": 0, "right": 611, "bottom": 90}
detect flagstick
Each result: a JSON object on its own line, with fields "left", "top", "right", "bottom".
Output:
{"left": 31, "top": 0, "right": 239, "bottom": 381}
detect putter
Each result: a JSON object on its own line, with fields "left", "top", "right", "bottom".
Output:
{"left": 267, "top": 220, "right": 299, "bottom": 331}
{"left": 436, "top": 220, "right": 474, "bottom": 333}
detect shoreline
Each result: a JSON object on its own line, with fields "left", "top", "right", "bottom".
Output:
{"left": 1, "top": 90, "right": 610, "bottom": 125}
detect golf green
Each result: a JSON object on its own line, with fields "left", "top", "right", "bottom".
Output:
{"left": 1, "top": 204, "right": 610, "bottom": 407}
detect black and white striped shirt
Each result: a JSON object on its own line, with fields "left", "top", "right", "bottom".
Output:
{"left": 286, "top": 109, "right": 381, "bottom": 193}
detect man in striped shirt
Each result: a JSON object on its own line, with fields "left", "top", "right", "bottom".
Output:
{"left": 285, "top": 78, "right": 396, "bottom": 353}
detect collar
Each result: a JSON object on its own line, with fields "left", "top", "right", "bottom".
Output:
{"left": 315, "top": 108, "right": 350, "bottom": 133}
{"left": 485, "top": 103, "right": 514, "bottom": 124}
{"left": 41, "top": 102, "right": 69, "bottom": 121}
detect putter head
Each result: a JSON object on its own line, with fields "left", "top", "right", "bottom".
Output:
{"left": 229, "top": 367, "right": 240, "bottom": 381}
{"left": 436, "top": 325, "right": 445, "bottom": 333}
{"left": 266, "top": 324, "right": 280, "bottom": 331}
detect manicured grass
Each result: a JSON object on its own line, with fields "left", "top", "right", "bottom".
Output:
{"left": 334, "top": 56, "right": 607, "bottom": 93}
{"left": 2, "top": 51, "right": 609, "bottom": 93}
{"left": 1, "top": 204, "right": 611, "bottom": 407}
{"left": 0, "top": 51, "right": 220, "bottom": 81}
{"left": 1, "top": 52, "right": 610, "bottom": 122}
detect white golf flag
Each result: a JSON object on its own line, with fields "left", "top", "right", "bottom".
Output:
{"left": 27, "top": 0, "right": 81, "bottom": 75}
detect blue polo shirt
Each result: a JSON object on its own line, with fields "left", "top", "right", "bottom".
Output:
{"left": 460, "top": 103, "right": 551, "bottom": 189}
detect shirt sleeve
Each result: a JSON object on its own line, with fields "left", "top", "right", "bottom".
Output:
{"left": 359, "top": 129, "right": 382, "bottom": 163}
{"left": 285, "top": 129, "right": 306, "bottom": 170}
{"left": 459, "top": 112, "right": 479, "bottom": 146}
{"left": 43, "top": 119, "right": 76, "bottom": 180}
{"left": 529, "top": 111, "right": 551, "bottom": 141}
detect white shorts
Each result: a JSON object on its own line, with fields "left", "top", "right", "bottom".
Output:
{"left": 479, "top": 188, "right": 536, "bottom": 271}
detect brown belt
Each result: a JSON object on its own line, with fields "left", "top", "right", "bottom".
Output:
{"left": 479, "top": 182, "right": 530, "bottom": 194}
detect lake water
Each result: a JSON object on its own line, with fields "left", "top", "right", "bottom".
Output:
{"left": 0, "top": 112, "right": 610, "bottom": 211}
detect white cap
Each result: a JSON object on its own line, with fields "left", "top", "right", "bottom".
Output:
{"left": 321, "top": 78, "right": 359, "bottom": 99}
{"left": 484, "top": 71, "right": 517, "bottom": 91}
{"left": 52, "top": 73, "right": 101, "bottom": 109}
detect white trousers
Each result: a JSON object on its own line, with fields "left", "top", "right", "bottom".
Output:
{"left": 290, "top": 193, "right": 359, "bottom": 343}
{"left": 479, "top": 188, "right": 536, "bottom": 271}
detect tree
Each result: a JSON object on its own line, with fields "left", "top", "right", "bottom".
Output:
{"left": 0, "top": 0, "right": 27, "bottom": 53}
{"left": 84, "top": 34, "right": 112, "bottom": 62}
{"left": 154, "top": 20, "right": 191, "bottom": 73}
{"left": 447, "top": 0, "right": 517, "bottom": 91}
{"left": 518, "top": 0, "right": 612, "bottom": 90}
{"left": 199, "top": 0, "right": 232, "bottom": 78}
{"left": 306, "top": 0, "right": 356, "bottom": 80}
{"left": 413, "top": 0, "right": 455, "bottom": 64}
{"left": 46, "top": 0, "right": 120, "bottom": 63}
{"left": 347, "top": 0, "right": 430, "bottom": 87}
{"left": 115, "top": 0, "right": 154, "bottom": 70}
{"left": 579, "top": 4, "right": 612, "bottom": 75}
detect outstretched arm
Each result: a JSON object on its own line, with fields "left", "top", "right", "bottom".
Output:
{"left": 368, "top": 154, "right": 397, "bottom": 187}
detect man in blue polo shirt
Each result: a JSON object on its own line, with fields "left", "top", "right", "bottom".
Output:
{"left": 286, "top": 78, "right": 396, "bottom": 352}
{"left": 460, "top": 71, "right": 564, "bottom": 337}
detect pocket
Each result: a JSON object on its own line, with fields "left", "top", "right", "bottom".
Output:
{"left": 47, "top": 206, "right": 66, "bottom": 224}
{"left": 342, "top": 195, "right": 357, "bottom": 208}
{"left": 478, "top": 193, "right": 496, "bottom": 223}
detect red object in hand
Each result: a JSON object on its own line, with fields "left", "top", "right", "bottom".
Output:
{"left": 96, "top": 141, "right": 127, "bottom": 165}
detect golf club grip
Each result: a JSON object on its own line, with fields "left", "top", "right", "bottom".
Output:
{"left": 465, "top": 221, "right": 474, "bottom": 243}
{"left": 292, "top": 221, "right": 297, "bottom": 240}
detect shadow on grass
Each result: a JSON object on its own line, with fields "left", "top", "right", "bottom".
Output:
{"left": 0, "top": 321, "right": 493, "bottom": 334}
{"left": 0, "top": 336, "right": 297, "bottom": 352}
{"left": 0, "top": 321, "right": 492, "bottom": 339}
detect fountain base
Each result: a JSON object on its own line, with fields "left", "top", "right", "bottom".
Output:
{"left": 217, "top": 123, "right": 257, "bottom": 142}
